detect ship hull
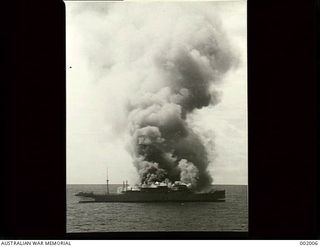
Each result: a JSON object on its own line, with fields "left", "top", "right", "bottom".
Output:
{"left": 78, "top": 190, "right": 225, "bottom": 203}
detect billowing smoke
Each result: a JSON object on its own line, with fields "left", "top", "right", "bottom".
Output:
{"left": 71, "top": 3, "right": 236, "bottom": 190}
{"left": 178, "top": 159, "right": 199, "bottom": 186}
{"left": 121, "top": 3, "right": 236, "bottom": 191}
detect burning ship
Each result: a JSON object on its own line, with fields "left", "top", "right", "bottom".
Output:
{"left": 75, "top": 177, "right": 225, "bottom": 203}
{"left": 73, "top": 10, "right": 236, "bottom": 204}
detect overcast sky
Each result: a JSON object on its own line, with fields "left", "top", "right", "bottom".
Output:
{"left": 66, "top": 1, "right": 247, "bottom": 185}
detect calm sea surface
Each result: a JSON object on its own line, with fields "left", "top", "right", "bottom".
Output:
{"left": 67, "top": 184, "right": 247, "bottom": 232}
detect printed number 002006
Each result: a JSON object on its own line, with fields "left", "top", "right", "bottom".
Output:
{"left": 300, "top": 241, "right": 318, "bottom": 245}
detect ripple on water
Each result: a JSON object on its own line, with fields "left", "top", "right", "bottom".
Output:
{"left": 67, "top": 184, "right": 248, "bottom": 232}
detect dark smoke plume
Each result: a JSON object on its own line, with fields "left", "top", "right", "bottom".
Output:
{"left": 72, "top": 3, "right": 237, "bottom": 190}
{"left": 123, "top": 4, "right": 236, "bottom": 191}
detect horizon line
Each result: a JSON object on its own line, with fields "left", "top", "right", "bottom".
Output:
{"left": 67, "top": 182, "right": 248, "bottom": 185}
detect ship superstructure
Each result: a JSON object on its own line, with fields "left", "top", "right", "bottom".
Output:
{"left": 75, "top": 180, "right": 225, "bottom": 203}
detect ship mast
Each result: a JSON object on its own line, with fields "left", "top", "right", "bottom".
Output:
{"left": 106, "top": 167, "right": 109, "bottom": 195}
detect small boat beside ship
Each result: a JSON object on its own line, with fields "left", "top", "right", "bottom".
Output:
{"left": 74, "top": 191, "right": 94, "bottom": 197}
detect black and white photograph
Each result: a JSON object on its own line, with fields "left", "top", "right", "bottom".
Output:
{"left": 66, "top": 0, "right": 247, "bottom": 233}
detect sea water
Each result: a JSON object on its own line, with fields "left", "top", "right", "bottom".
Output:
{"left": 67, "top": 184, "right": 247, "bottom": 232}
